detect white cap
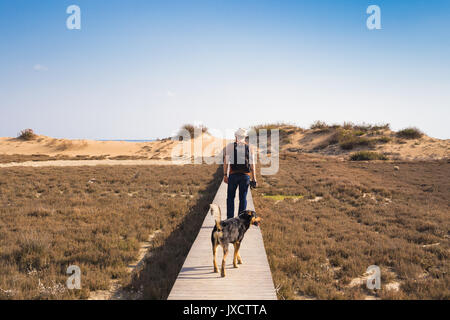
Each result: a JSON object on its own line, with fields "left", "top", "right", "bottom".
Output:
{"left": 234, "top": 128, "right": 248, "bottom": 140}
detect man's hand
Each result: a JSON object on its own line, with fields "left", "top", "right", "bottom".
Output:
{"left": 223, "top": 175, "right": 228, "bottom": 184}
{"left": 250, "top": 180, "right": 257, "bottom": 189}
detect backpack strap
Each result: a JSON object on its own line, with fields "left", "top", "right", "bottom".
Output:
{"left": 245, "top": 144, "right": 249, "bottom": 164}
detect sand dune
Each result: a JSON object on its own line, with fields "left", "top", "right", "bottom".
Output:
{"left": 0, "top": 133, "right": 229, "bottom": 160}
{"left": 281, "top": 127, "right": 449, "bottom": 160}
{"left": 0, "top": 126, "right": 448, "bottom": 166}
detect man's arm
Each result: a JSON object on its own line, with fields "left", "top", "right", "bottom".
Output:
{"left": 223, "top": 146, "right": 229, "bottom": 184}
{"left": 250, "top": 146, "right": 257, "bottom": 183}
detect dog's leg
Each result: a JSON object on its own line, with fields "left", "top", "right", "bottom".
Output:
{"left": 236, "top": 242, "right": 243, "bottom": 264}
{"left": 212, "top": 242, "right": 219, "bottom": 273}
{"left": 233, "top": 243, "right": 239, "bottom": 268}
{"left": 221, "top": 244, "right": 229, "bottom": 277}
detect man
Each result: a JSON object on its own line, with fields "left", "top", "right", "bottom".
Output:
{"left": 223, "top": 128, "right": 257, "bottom": 219}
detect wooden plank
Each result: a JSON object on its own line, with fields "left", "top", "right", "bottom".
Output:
{"left": 168, "top": 181, "right": 277, "bottom": 300}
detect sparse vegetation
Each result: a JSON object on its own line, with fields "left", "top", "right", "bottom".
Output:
{"left": 310, "top": 121, "right": 328, "bottom": 130}
{"left": 263, "top": 194, "right": 304, "bottom": 201}
{"left": 107, "top": 155, "right": 149, "bottom": 160}
{"left": 350, "top": 151, "right": 388, "bottom": 161}
{"left": 308, "top": 123, "right": 393, "bottom": 151}
{"left": 310, "top": 122, "right": 390, "bottom": 133}
{"left": 252, "top": 122, "right": 300, "bottom": 133}
{"left": 375, "top": 136, "right": 391, "bottom": 144}
{"left": 254, "top": 153, "right": 449, "bottom": 300}
{"left": 338, "top": 134, "right": 373, "bottom": 150}
{"left": 0, "top": 154, "right": 145, "bottom": 164}
{"left": 18, "top": 129, "right": 37, "bottom": 141}
{"left": 178, "top": 124, "right": 208, "bottom": 139}
{"left": 310, "top": 121, "right": 331, "bottom": 134}
{"left": 350, "top": 123, "right": 390, "bottom": 132}
{"left": 251, "top": 123, "right": 302, "bottom": 146}
{"left": 318, "top": 128, "right": 374, "bottom": 151}
{"left": 396, "top": 127, "right": 423, "bottom": 139}
{"left": 1, "top": 120, "right": 446, "bottom": 301}
{"left": 0, "top": 164, "right": 220, "bottom": 299}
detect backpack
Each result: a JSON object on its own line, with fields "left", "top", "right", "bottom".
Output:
{"left": 230, "top": 142, "right": 251, "bottom": 173}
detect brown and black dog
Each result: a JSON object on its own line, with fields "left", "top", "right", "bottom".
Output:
{"left": 210, "top": 204, "right": 261, "bottom": 277}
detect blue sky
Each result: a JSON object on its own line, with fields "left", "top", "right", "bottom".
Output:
{"left": 0, "top": 0, "right": 449, "bottom": 139}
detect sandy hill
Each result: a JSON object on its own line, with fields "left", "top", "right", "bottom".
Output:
{"left": 0, "top": 133, "right": 229, "bottom": 161}
{"left": 255, "top": 124, "right": 449, "bottom": 161}
{"left": 1, "top": 124, "right": 448, "bottom": 163}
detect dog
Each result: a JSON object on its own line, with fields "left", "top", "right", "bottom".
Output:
{"left": 210, "top": 203, "right": 261, "bottom": 277}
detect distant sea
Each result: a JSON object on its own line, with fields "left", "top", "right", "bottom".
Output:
{"left": 97, "top": 139, "right": 156, "bottom": 142}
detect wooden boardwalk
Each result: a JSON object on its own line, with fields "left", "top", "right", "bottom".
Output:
{"left": 168, "top": 182, "right": 277, "bottom": 300}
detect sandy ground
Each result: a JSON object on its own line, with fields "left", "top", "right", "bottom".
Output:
{"left": 374, "top": 136, "right": 450, "bottom": 160}
{"left": 282, "top": 129, "right": 449, "bottom": 160}
{"left": 0, "top": 133, "right": 229, "bottom": 165}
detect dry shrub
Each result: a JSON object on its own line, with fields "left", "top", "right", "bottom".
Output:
{"left": 253, "top": 153, "right": 449, "bottom": 299}
{"left": 310, "top": 121, "right": 328, "bottom": 130}
{"left": 0, "top": 164, "right": 221, "bottom": 299}
{"left": 375, "top": 136, "right": 391, "bottom": 144}
{"left": 0, "top": 154, "right": 111, "bottom": 164}
{"left": 396, "top": 127, "right": 424, "bottom": 139}
{"left": 352, "top": 123, "right": 390, "bottom": 132}
{"left": 307, "top": 122, "right": 389, "bottom": 134}
{"left": 310, "top": 124, "right": 392, "bottom": 151}
{"left": 251, "top": 123, "right": 302, "bottom": 145}
{"left": 18, "top": 129, "right": 37, "bottom": 141}
{"left": 178, "top": 124, "right": 208, "bottom": 139}
{"left": 338, "top": 132, "right": 374, "bottom": 150}
{"left": 252, "top": 122, "right": 300, "bottom": 133}
{"left": 350, "top": 151, "right": 388, "bottom": 161}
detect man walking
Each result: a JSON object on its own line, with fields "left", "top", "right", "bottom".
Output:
{"left": 223, "top": 128, "right": 257, "bottom": 219}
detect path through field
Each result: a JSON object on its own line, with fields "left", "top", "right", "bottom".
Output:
{"left": 168, "top": 181, "right": 277, "bottom": 300}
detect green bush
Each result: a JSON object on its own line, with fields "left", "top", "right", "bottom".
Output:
{"left": 372, "top": 123, "right": 390, "bottom": 131}
{"left": 350, "top": 151, "right": 388, "bottom": 161}
{"left": 376, "top": 136, "right": 391, "bottom": 144}
{"left": 339, "top": 134, "right": 373, "bottom": 150}
{"left": 353, "top": 123, "right": 390, "bottom": 132}
{"left": 396, "top": 127, "right": 423, "bottom": 139}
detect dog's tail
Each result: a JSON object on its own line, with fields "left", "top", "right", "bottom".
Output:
{"left": 210, "top": 203, "right": 222, "bottom": 231}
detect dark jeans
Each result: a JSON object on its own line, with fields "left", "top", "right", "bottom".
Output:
{"left": 226, "top": 173, "right": 250, "bottom": 219}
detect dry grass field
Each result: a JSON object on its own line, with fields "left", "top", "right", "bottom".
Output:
{"left": 0, "top": 133, "right": 448, "bottom": 300}
{"left": 0, "top": 164, "right": 220, "bottom": 299}
{"left": 253, "top": 153, "right": 449, "bottom": 300}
